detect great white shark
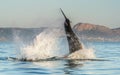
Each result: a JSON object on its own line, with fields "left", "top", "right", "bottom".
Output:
{"left": 60, "top": 8, "right": 83, "bottom": 54}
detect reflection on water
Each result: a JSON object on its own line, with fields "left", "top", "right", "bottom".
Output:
{"left": 32, "top": 60, "right": 86, "bottom": 75}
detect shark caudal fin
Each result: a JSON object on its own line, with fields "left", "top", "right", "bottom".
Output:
{"left": 60, "top": 8, "right": 82, "bottom": 54}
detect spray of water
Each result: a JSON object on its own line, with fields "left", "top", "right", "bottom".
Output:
{"left": 19, "top": 28, "right": 69, "bottom": 60}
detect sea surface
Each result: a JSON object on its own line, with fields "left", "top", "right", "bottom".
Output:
{"left": 0, "top": 41, "right": 120, "bottom": 75}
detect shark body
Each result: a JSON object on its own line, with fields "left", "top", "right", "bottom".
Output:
{"left": 60, "top": 9, "right": 82, "bottom": 54}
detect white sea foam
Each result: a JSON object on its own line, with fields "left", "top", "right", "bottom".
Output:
{"left": 67, "top": 48, "right": 96, "bottom": 59}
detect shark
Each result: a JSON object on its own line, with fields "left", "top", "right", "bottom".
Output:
{"left": 60, "top": 8, "right": 82, "bottom": 54}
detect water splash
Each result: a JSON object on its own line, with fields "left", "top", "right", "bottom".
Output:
{"left": 14, "top": 28, "right": 96, "bottom": 61}
{"left": 19, "top": 28, "right": 69, "bottom": 60}
{"left": 67, "top": 48, "right": 96, "bottom": 59}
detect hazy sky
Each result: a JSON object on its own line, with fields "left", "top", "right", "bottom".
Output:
{"left": 0, "top": 0, "right": 120, "bottom": 28}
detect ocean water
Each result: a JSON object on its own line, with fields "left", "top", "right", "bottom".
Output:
{"left": 0, "top": 41, "right": 120, "bottom": 75}
{"left": 0, "top": 28, "right": 120, "bottom": 75}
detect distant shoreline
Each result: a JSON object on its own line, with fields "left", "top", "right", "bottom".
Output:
{"left": 0, "top": 23, "right": 120, "bottom": 42}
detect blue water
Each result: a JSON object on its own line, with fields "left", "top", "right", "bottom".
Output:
{"left": 0, "top": 41, "right": 120, "bottom": 75}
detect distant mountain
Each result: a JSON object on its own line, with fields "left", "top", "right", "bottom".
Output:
{"left": 0, "top": 28, "right": 45, "bottom": 42}
{"left": 112, "top": 28, "right": 120, "bottom": 35}
{"left": 73, "top": 23, "right": 120, "bottom": 42}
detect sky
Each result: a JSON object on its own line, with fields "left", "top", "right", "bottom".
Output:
{"left": 0, "top": 0, "right": 120, "bottom": 28}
